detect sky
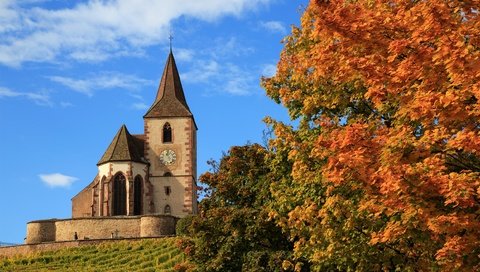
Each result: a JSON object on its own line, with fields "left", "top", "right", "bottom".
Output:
{"left": 0, "top": 0, "right": 308, "bottom": 243}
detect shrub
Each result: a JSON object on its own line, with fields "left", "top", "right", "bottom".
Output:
{"left": 176, "top": 215, "right": 195, "bottom": 236}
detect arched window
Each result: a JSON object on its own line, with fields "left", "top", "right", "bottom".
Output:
{"left": 163, "top": 123, "right": 172, "bottom": 143}
{"left": 112, "top": 174, "right": 127, "bottom": 216}
{"left": 133, "top": 175, "right": 143, "bottom": 216}
{"left": 164, "top": 172, "right": 172, "bottom": 177}
{"left": 164, "top": 205, "right": 171, "bottom": 214}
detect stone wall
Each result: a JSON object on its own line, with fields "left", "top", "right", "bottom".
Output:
{"left": 26, "top": 220, "right": 56, "bottom": 244}
{"left": 140, "top": 216, "right": 176, "bottom": 237}
{"left": 72, "top": 180, "right": 95, "bottom": 218}
{"left": 55, "top": 217, "right": 141, "bottom": 241}
{"left": 25, "top": 215, "right": 177, "bottom": 244}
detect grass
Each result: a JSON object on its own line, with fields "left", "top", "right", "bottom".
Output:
{"left": 0, "top": 238, "right": 187, "bottom": 272}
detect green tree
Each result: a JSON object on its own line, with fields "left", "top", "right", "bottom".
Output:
{"left": 179, "top": 144, "right": 297, "bottom": 272}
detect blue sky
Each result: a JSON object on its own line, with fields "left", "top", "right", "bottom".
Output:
{"left": 0, "top": 0, "right": 307, "bottom": 243}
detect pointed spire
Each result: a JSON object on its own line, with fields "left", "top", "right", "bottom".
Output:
{"left": 144, "top": 51, "right": 192, "bottom": 118}
{"left": 97, "top": 125, "right": 145, "bottom": 165}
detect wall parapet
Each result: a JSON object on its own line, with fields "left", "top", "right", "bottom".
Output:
{"left": 25, "top": 215, "right": 177, "bottom": 244}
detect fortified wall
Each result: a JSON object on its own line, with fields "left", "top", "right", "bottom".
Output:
{"left": 25, "top": 215, "right": 177, "bottom": 244}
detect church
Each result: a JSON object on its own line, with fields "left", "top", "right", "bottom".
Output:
{"left": 25, "top": 51, "right": 198, "bottom": 244}
{"left": 71, "top": 50, "right": 198, "bottom": 219}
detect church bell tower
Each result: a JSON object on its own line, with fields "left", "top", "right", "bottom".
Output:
{"left": 143, "top": 50, "right": 198, "bottom": 217}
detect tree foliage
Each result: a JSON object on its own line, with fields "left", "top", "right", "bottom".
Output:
{"left": 262, "top": 0, "right": 480, "bottom": 270}
{"left": 179, "top": 144, "right": 297, "bottom": 272}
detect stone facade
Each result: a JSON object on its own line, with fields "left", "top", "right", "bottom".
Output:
{"left": 72, "top": 161, "right": 152, "bottom": 218}
{"left": 145, "top": 117, "right": 198, "bottom": 216}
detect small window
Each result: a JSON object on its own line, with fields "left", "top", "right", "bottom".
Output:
{"left": 164, "top": 205, "right": 171, "bottom": 214}
{"left": 163, "top": 123, "right": 172, "bottom": 143}
{"left": 164, "top": 186, "right": 171, "bottom": 196}
{"left": 164, "top": 172, "right": 172, "bottom": 177}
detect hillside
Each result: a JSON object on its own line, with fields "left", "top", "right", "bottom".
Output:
{"left": 0, "top": 238, "right": 186, "bottom": 272}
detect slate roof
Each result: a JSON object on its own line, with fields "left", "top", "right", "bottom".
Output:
{"left": 144, "top": 51, "right": 192, "bottom": 118}
{"left": 97, "top": 125, "right": 146, "bottom": 165}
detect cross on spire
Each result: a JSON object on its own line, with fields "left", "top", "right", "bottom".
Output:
{"left": 169, "top": 31, "right": 173, "bottom": 52}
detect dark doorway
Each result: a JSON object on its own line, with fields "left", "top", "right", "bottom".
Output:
{"left": 133, "top": 176, "right": 143, "bottom": 215}
{"left": 113, "top": 174, "right": 127, "bottom": 216}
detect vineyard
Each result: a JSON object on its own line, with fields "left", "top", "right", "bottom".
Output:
{"left": 0, "top": 238, "right": 186, "bottom": 271}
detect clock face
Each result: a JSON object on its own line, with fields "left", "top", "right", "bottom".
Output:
{"left": 160, "top": 149, "right": 177, "bottom": 165}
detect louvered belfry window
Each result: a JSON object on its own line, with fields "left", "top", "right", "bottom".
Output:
{"left": 163, "top": 123, "right": 172, "bottom": 143}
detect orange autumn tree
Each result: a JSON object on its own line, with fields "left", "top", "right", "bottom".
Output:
{"left": 263, "top": 0, "right": 480, "bottom": 270}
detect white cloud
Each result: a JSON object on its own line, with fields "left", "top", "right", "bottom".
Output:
{"left": 0, "top": 1, "right": 20, "bottom": 34}
{"left": 211, "top": 37, "right": 255, "bottom": 59}
{"left": 174, "top": 48, "right": 195, "bottom": 62}
{"left": 60, "top": 101, "right": 73, "bottom": 108}
{"left": 0, "top": 86, "right": 52, "bottom": 106}
{"left": 131, "top": 102, "right": 149, "bottom": 110}
{"left": 0, "top": 87, "right": 20, "bottom": 98}
{"left": 178, "top": 36, "right": 261, "bottom": 96}
{"left": 182, "top": 60, "right": 220, "bottom": 83}
{"left": 259, "top": 20, "right": 286, "bottom": 34}
{"left": 261, "top": 63, "right": 277, "bottom": 77}
{"left": 0, "top": 0, "right": 271, "bottom": 67}
{"left": 39, "top": 173, "right": 78, "bottom": 188}
{"left": 49, "top": 72, "right": 153, "bottom": 96}
{"left": 182, "top": 60, "right": 257, "bottom": 96}
{"left": 223, "top": 64, "right": 255, "bottom": 95}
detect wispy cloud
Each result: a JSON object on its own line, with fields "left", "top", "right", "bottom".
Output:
{"left": 223, "top": 64, "right": 256, "bottom": 95}
{"left": 60, "top": 101, "right": 73, "bottom": 108}
{"left": 48, "top": 72, "right": 153, "bottom": 96}
{"left": 131, "top": 102, "right": 149, "bottom": 110}
{"left": 0, "top": 0, "right": 272, "bottom": 67}
{"left": 261, "top": 63, "right": 277, "bottom": 77}
{"left": 179, "top": 37, "right": 263, "bottom": 96}
{"left": 0, "top": 86, "right": 52, "bottom": 106}
{"left": 182, "top": 60, "right": 257, "bottom": 96}
{"left": 182, "top": 60, "right": 220, "bottom": 83}
{"left": 39, "top": 173, "right": 78, "bottom": 188}
{"left": 259, "top": 20, "right": 286, "bottom": 34}
{"left": 210, "top": 37, "right": 255, "bottom": 58}
{"left": 174, "top": 48, "right": 195, "bottom": 62}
